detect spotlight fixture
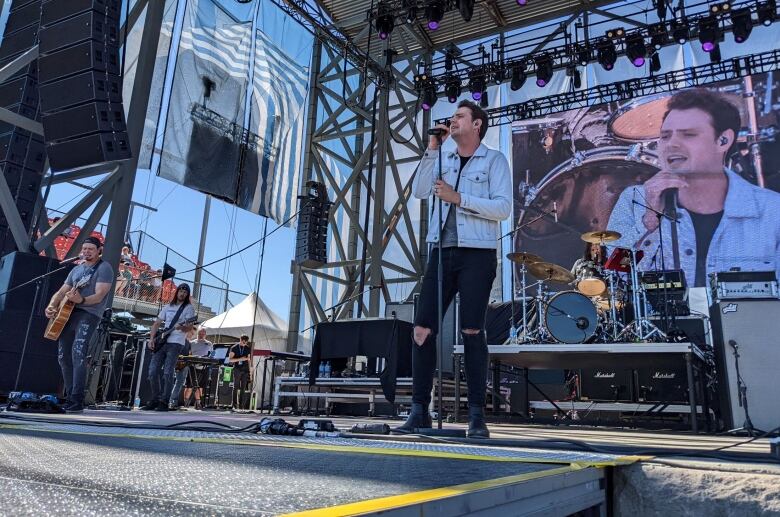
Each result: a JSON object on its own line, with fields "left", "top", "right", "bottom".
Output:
{"left": 445, "top": 77, "right": 461, "bottom": 103}
{"left": 425, "top": 1, "right": 445, "bottom": 31}
{"left": 493, "top": 66, "right": 506, "bottom": 85}
{"left": 710, "top": 1, "right": 731, "bottom": 14}
{"left": 421, "top": 85, "right": 437, "bottom": 111}
{"left": 480, "top": 90, "right": 488, "bottom": 108}
{"left": 649, "top": 22, "right": 669, "bottom": 50}
{"left": 672, "top": 19, "right": 690, "bottom": 44}
{"left": 596, "top": 39, "right": 617, "bottom": 71}
{"left": 758, "top": 1, "right": 776, "bottom": 27}
{"left": 605, "top": 27, "right": 625, "bottom": 39}
{"left": 650, "top": 53, "right": 662, "bottom": 73}
{"left": 458, "top": 0, "right": 475, "bottom": 22}
{"left": 709, "top": 44, "right": 722, "bottom": 64}
{"left": 402, "top": 0, "right": 417, "bottom": 24}
{"left": 625, "top": 34, "right": 647, "bottom": 67}
{"left": 654, "top": 0, "right": 667, "bottom": 20}
{"left": 517, "top": 0, "right": 528, "bottom": 5}
{"left": 534, "top": 54, "right": 553, "bottom": 87}
{"left": 730, "top": 8, "right": 753, "bottom": 43}
{"left": 375, "top": 3, "right": 394, "bottom": 40}
{"left": 468, "top": 69, "right": 486, "bottom": 101}
{"left": 576, "top": 45, "right": 590, "bottom": 66}
{"left": 510, "top": 62, "right": 527, "bottom": 91}
{"left": 698, "top": 16, "right": 720, "bottom": 52}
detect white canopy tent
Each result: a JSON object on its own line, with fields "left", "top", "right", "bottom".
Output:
{"left": 200, "top": 292, "right": 310, "bottom": 406}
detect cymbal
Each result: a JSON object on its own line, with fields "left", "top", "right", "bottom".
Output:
{"left": 506, "top": 251, "right": 544, "bottom": 265}
{"left": 527, "top": 261, "right": 575, "bottom": 284}
{"left": 581, "top": 230, "right": 622, "bottom": 244}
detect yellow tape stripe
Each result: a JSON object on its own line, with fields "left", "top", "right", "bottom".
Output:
{"left": 0, "top": 423, "right": 644, "bottom": 467}
{"left": 282, "top": 464, "right": 585, "bottom": 517}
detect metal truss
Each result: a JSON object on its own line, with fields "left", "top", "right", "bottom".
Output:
{"left": 0, "top": 0, "right": 163, "bottom": 272}
{"left": 435, "top": 48, "right": 780, "bottom": 126}
{"left": 286, "top": 34, "right": 430, "bottom": 350}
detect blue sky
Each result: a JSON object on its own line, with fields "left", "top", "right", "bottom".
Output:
{"left": 44, "top": 0, "right": 314, "bottom": 320}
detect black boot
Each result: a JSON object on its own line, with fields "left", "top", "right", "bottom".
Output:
{"left": 394, "top": 403, "right": 432, "bottom": 433}
{"left": 467, "top": 405, "right": 490, "bottom": 438}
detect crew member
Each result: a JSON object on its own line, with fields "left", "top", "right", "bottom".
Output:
{"left": 608, "top": 89, "right": 780, "bottom": 287}
{"left": 397, "top": 100, "right": 511, "bottom": 438}
{"left": 45, "top": 237, "right": 114, "bottom": 413}
{"left": 228, "top": 335, "right": 252, "bottom": 410}
{"left": 144, "top": 284, "right": 195, "bottom": 411}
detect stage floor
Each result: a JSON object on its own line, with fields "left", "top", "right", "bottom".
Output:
{"left": 0, "top": 409, "right": 777, "bottom": 515}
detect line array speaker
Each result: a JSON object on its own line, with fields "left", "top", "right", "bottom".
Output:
{"left": 38, "top": 0, "right": 130, "bottom": 171}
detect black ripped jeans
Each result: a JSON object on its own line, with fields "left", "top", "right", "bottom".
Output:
{"left": 412, "top": 247, "right": 496, "bottom": 407}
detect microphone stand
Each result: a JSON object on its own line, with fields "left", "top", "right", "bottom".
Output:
{"left": 434, "top": 134, "right": 444, "bottom": 430}
{"left": 631, "top": 199, "right": 680, "bottom": 339}
{"left": 0, "top": 262, "right": 75, "bottom": 394}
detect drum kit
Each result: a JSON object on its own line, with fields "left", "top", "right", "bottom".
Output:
{"left": 506, "top": 229, "right": 665, "bottom": 345}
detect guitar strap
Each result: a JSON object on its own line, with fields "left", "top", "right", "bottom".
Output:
{"left": 167, "top": 303, "right": 187, "bottom": 333}
{"left": 74, "top": 259, "right": 103, "bottom": 290}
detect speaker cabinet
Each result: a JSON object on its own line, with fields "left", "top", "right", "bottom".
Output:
{"left": 709, "top": 299, "right": 780, "bottom": 432}
{"left": 580, "top": 368, "right": 634, "bottom": 402}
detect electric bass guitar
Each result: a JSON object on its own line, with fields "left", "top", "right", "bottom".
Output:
{"left": 152, "top": 316, "right": 198, "bottom": 352}
{"left": 43, "top": 274, "right": 94, "bottom": 341}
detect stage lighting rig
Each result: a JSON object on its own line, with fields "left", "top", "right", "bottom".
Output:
{"left": 710, "top": 2, "right": 731, "bottom": 14}
{"left": 426, "top": 1, "right": 445, "bottom": 30}
{"left": 534, "top": 54, "right": 553, "bottom": 87}
{"left": 517, "top": 0, "right": 528, "bottom": 5}
{"left": 510, "top": 62, "right": 527, "bottom": 91}
{"left": 567, "top": 65, "right": 582, "bottom": 88}
{"left": 375, "top": 3, "right": 394, "bottom": 41}
{"left": 730, "top": 7, "right": 753, "bottom": 43}
{"left": 698, "top": 16, "right": 721, "bottom": 52}
{"left": 402, "top": 0, "right": 417, "bottom": 24}
{"left": 576, "top": 45, "right": 590, "bottom": 66}
{"left": 710, "top": 44, "right": 722, "bottom": 63}
{"left": 444, "top": 44, "right": 462, "bottom": 71}
{"left": 458, "top": 0, "right": 474, "bottom": 22}
{"left": 605, "top": 27, "right": 625, "bottom": 39}
{"left": 672, "top": 19, "right": 690, "bottom": 44}
{"left": 597, "top": 39, "right": 617, "bottom": 70}
{"left": 445, "top": 76, "right": 461, "bottom": 102}
{"left": 468, "top": 68, "right": 486, "bottom": 100}
{"left": 649, "top": 22, "right": 669, "bottom": 50}
{"left": 758, "top": 1, "right": 777, "bottom": 26}
{"left": 480, "top": 90, "right": 489, "bottom": 108}
{"left": 650, "top": 53, "right": 662, "bottom": 73}
{"left": 421, "top": 84, "right": 438, "bottom": 111}
{"left": 653, "top": 0, "right": 667, "bottom": 20}
{"left": 625, "top": 34, "right": 647, "bottom": 67}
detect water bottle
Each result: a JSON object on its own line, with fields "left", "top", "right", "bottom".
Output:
{"left": 324, "top": 361, "right": 331, "bottom": 378}
{"left": 133, "top": 396, "right": 140, "bottom": 409}
{"left": 509, "top": 326, "right": 518, "bottom": 343}
{"left": 318, "top": 362, "right": 325, "bottom": 378}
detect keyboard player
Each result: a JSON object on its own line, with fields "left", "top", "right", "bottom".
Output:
{"left": 170, "top": 328, "right": 214, "bottom": 409}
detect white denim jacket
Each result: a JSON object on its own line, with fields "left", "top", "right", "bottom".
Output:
{"left": 412, "top": 143, "right": 512, "bottom": 250}
{"left": 607, "top": 169, "right": 780, "bottom": 286}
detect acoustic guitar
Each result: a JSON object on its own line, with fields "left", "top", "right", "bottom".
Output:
{"left": 43, "top": 273, "right": 94, "bottom": 341}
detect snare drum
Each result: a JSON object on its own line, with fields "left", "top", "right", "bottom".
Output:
{"left": 576, "top": 266, "right": 607, "bottom": 297}
{"left": 544, "top": 291, "right": 599, "bottom": 344}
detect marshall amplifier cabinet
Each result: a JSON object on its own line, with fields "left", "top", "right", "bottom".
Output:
{"left": 579, "top": 368, "right": 634, "bottom": 402}
{"left": 710, "top": 271, "right": 779, "bottom": 301}
{"left": 635, "top": 356, "right": 688, "bottom": 404}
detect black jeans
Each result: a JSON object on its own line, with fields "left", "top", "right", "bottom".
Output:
{"left": 148, "top": 342, "right": 185, "bottom": 405}
{"left": 412, "top": 247, "right": 496, "bottom": 407}
{"left": 233, "top": 366, "right": 250, "bottom": 409}
{"left": 57, "top": 310, "right": 100, "bottom": 405}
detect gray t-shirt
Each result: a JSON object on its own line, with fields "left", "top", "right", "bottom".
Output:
{"left": 65, "top": 260, "right": 114, "bottom": 317}
{"left": 441, "top": 155, "right": 470, "bottom": 248}
{"left": 157, "top": 303, "right": 196, "bottom": 345}
{"left": 190, "top": 338, "right": 213, "bottom": 357}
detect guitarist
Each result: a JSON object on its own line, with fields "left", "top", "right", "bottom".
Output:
{"left": 44, "top": 237, "right": 114, "bottom": 413}
{"left": 143, "top": 283, "right": 196, "bottom": 411}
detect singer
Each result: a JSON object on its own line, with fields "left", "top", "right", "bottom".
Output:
{"left": 44, "top": 237, "right": 114, "bottom": 412}
{"left": 398, "top": 100, "right": 511, "bottom": 438}
{"left": 607, "top": 89, "right": 780, "bottom": 287}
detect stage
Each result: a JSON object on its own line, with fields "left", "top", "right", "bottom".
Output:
{"left": 0, "top": 409, "right": 778, "bottom": 516}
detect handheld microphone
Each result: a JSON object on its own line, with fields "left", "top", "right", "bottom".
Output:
{"left": 553, "top": 201, "right": 558, "bottom": 223}
{"left": 427, "top": 128, "right": 446, "bottom": 136}
{"left": 728, "top": 339, "right": 738, "bottom": 350}
{"left": 60, "top": 254, "right": 84, "bottom": 264}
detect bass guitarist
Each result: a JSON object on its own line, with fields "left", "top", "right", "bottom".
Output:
{"left": 143, "top": 283, "right": 196, "bottom": 411}
{"left": 44, "top": 237, "right": 114, "bottom": 413}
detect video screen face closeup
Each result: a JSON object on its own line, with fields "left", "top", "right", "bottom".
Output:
{"left": 512, "top": 71, "right": 780, "bottom": 290}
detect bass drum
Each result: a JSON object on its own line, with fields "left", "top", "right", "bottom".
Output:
{"left": 513, "top": 146, "right": 659, "bottom": 277}
{"left": 544, "top": 291, "right": 599, "bottom": 344}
